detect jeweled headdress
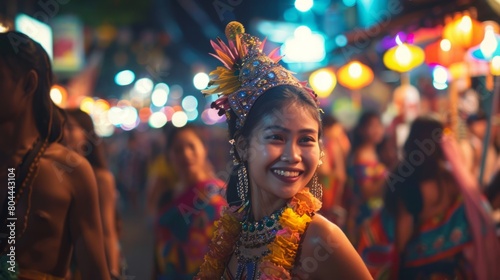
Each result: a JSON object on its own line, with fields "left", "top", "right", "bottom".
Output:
{"left": 203, "top": 21, "right": 317, "bottom": 130}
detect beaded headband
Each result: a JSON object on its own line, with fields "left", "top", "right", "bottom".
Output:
{"left": 202, "top": 21, "right": 318, "bottom": 130}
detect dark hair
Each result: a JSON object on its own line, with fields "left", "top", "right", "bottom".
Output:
{"left": 384, "top": 117, "right": 452, "bottom": 232}
{"left": 225, "top": 85, "right": 322, "bottom": 206}
{"left": 0, "top": 31, "right": 64, "bottom": 143}
{"left": 466, "top": 111, "right": 488, "bottom": 126}
{"left": 322, "top": 114, "right": 338, "bottom": 130}
{"left": 165, "top": 123, "right": 204, "bottom": 152}
{"left": 485, "top": 171, "right": 500, "bottom": 205}
{"left": 350, "top": 111, "right": 380, "bottom": 152}
{"left": 66, "top": 109, "right": 108, "bottom": 169}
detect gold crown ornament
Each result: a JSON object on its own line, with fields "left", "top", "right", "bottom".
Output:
{"left": 203, "top": 21, "right": 318, "bottom": 129}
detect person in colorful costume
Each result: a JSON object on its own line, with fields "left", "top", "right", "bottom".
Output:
{"left": 357, "top": 117, "right": 500, "bottom": 280}
{"left": 0, "top": 32, "right": 110, "bottom": 279}
{"left": 195, "top": 21, "right": 372, "bottom": 280}
{"left": 153, "top": 124, "right": 226, "bottom": 279}
{"left": 318, "top": 115, "right": 350, "bottom": 226}
{"left": 346, "top": 111, "right": 388, "bottom": 242}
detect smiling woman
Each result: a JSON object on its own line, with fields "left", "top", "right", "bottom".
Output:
{"left": 195, "top": 21, "right": 372, "bottom": 280}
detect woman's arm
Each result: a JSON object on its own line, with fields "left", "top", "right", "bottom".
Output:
{"left": 295, "top": 214, "right": 372, "bottom": 280}
{"left": 96, "top": 169, "right": 121, "bottom": 277}
{"left": 69, "top": 159, "right": 110, "bottom": 279}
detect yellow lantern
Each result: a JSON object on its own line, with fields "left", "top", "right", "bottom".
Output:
{"left": 337, "top": 61, "right": 374, "bottom": 90}
{"left": 443, "top": 11, "right": 484, "bottom": 49}
{"left": 383, "top": 43, "right": 425, "bottom": 73}
{"left": 309, "top": 68, "right": 337, "bottom": 98}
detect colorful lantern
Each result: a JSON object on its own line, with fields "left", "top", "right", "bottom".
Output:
{"left": 309, "top": 68, "right": 337, "bottom": 98}
{"left": 470, "top": 25, "right": 500, "bottom": 61}
{"left": 383, "top": 43, "right": 425, "bottom": 73}
{"left": 337, "top": 61, "right": 374, "bottom": 90}
{"left": 443, "top": 12, "right": 484, "bottom": 49}
{"left": 425, "top": 39, "right": 466, "bottom": 67}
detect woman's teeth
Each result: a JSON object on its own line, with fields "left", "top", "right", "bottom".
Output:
{"left": 273, "top": 169, "right": 300, "bottom": 177}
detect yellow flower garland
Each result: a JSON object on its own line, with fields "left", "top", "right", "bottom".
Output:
{"left": 195, "top": 188, "right": 321, "bottom": 279}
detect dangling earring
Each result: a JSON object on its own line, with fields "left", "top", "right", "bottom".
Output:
{"left": 230, "top": 138, "right": 249, "bottom": 204}
{"left": 237, "top": 163, "right": 249, "bottom": 203}
{"left": 310, "top": 172, "right": 323, "bottom": 201}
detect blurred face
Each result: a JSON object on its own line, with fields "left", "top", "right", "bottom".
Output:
{"left": 64, "top": 116, "right": 86, "bottom": 154}
{"left": 363, "top": 117, "right": 385, "bottom": 145}
{"left": 168, "top": 129, "right": 207, "bottom": 179}
{"left": 470, "top": 120, "right": 487, "bottom": 138}
{"left": 245, "top": 104, "right": 321, "bottom": 201}
{"left": 324, "top": 123, "right": 350, "bottom": 158}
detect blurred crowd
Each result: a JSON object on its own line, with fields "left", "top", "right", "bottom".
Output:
{"left": 104, "top": 108, "right": 500, "bottom": 279}
{"left": 2, "top": 30, "right": 500, "bottom": 280}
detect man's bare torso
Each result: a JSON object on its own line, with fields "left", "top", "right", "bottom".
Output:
{"left": 0, "top": 143, "right": 91, "bottom": 277}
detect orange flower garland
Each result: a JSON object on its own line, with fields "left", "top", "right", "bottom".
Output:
{"left": 195, "top": 188, "right": 322, "bottom": 279}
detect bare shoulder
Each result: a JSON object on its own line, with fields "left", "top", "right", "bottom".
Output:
{"left": 300, "top": 214, "right": 345, "bottom": 258}
{"left": 41, "top": 143, "right": 96, "bottom": 191}
{"left": 43, "top": 143, "right": 92, "bottom": 172}
{"left": 294, "top": 214, "right": 372, "bottom": 280}
{"left": 94, "top": 168, "right": 115, "bottom": 186}
{"left": 94, "top": 168, "right": 116, "bottom": 199}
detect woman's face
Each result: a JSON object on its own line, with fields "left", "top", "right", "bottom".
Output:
{"left": 168, "top": 129, "right": 207, "bottom": 179}
{"left": 64, "top": 116, "right": 86, "bottom": 154}
{"left": 363, "top": 117, "right": 385, "bottom": 144}
{"left": 245, "top": 104, "right": 321, "bottom": 201}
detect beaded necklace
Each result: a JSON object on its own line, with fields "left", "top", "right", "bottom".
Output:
{"left": 195, "top": 188, "right": 322, "bottom": 280}
{"left": 0, "top": 138, "right": 48, "bottom": 254}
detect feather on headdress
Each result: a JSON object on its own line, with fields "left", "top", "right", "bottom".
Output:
{"left": 203, "top": 21, "right": 317, "bottom": 129}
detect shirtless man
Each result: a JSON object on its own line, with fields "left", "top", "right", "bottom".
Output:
{"left": 0, "top": 31, "right": 110, "bottom": 279}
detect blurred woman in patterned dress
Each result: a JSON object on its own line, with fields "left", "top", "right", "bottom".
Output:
{"left": 152, "top": 124, "right": 226, "bottom": 280}
{"left": 345, "top": 111, "right": 388, "bottom": 242}
{"left": 358, "top": 117, "right": 500, "bottom": 280}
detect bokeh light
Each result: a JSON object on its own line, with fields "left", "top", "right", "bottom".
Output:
{"left": 433, "top": 66, "right": 448, "bottom": 84}
{"left": 433, "top": 81, "right": 448, "bottom": 90}
{"left": 139, "top": 107, "right": 152, "bottom": 122}
{"left": 108, "top": 107, "right": 124, "bottom": 126}
{"left": 149, "top": 112, "right": 168, "bottom": 128}
{"left": 309, "top": 68, "right": 336, "bottom": 98}
{"left": 114, "top": 70, "right": 135, "bottom": 86}
{"left": 182, "top": 95, "right": 198, "bottom": 111}
{"left": 151, "top": 83, "right": 169, "bottom": 107}
{"left": 186, "top": 109, "right": 199, "bottom": 121}
{"left": 0, "top": 23, "right": 9, "bottom": 33}
{"left": 193, "top": 72, "right": 210, "bottom": 90}
{"left": 491, "top": 56, "right": 500, "bottom": 75}
{"left": 80, "top": 97, "right": 95, "bottom": 114}
{"left": 295, "top": 0, "right": 313, "bottom": 12}
{"left": 440, "top": 39, "right": 451, "bottom": 52}
{"left": 335, "top": 35, "right": 348, "bottom": 47}
{"left": 134, "top": 77, "right": 154, "bottom": 94}
{"left": 348, "top": 62, "right": 362, "bottom": 78}
{"left": 95, "top": 123, "right": 115, "bottom": 137}
{"left": 171, "top": 111, "right": 188, "bottom": 127}
{"left": 170, "top": 84, "right": 184, "bottom": 100}
{"left": 120, "top": 106, "right": 139, "bottom": 130}
{"left": 50, "top": 85, "right": 67, "bottom": 107}
{"left": 282, "top": 27, "right": 325, "bottom": 63}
